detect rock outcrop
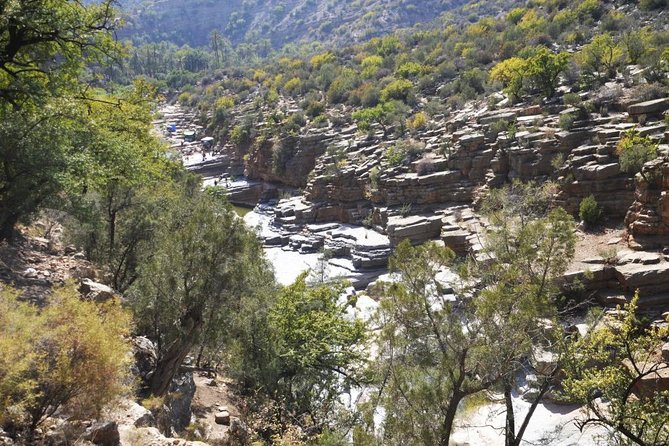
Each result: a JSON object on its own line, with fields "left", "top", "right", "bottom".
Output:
{"left": 625, "top": 159, "right": 669, "bottom": 250}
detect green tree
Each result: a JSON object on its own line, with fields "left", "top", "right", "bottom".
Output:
{"left": 381, "top": 78, "right": 414, "bottom": 103}
{"left": 578, "top": 33, "right": 623, "bottom": 82}
{"left": 621, "top": 29, "right": 652, "bottom": 65}
{"left": 474, "top": 182, "right": 576, "bottom": 446}
{"left": 269, "top": 275, "right": 366, "bottom": 432}
{"left": 368, "top": 183, "right": 576, "bottom": 446}
{"left": 526, "top": 47, "right": 570, "bottom": 98}
{"left": 376, "top": 241, "right": 488, "bottom": 446}
{"left": 352, "top": 100, "right": 409, "bottom": 136}
{"left": 563, "top": 293, "right": 669, "bottom": 446}
{"left": 0, "top": 0, "right": 119, "bottom": 108}
{"left": 490, "top": 57, "right": 529, "bottom": 100}
{"left": 579, "top": 194, "right": 603, "bottom": 227}
{"left": 129, "top": 186, "right": 274, "bottom": 396}
{"left": 0, "top": 2, "right": 167, "bottom": 241}
{"left": 371, "top": 241, "right": 497, "bottom": 445}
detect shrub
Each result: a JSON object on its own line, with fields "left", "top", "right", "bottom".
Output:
{"left": 283, "top": 77, "right": 302, "bottom": 95}
{"left": 177, "top": 92, "right": 192, "bottom": 105}
{"left": 559, "top": 113, "right": 576, "bottom": 130}
{"left": 408, "top": 112, "right": 428, "bottom": 131}
{"left": 0, "top": 284, "right": 131, "bottom": 432}
{"left": 384, "top": 139, "right": 424, "bottom": 167}
{"left": 369, "top": 166, "right": 380, "bottom": 190}
{"left": 579, "top": 194, "right": 603, "bottom": 227}
{"left": 488, "top": 119, "right": 513, "bottom": 138}
{"left": 381, "top": 78, "right": 414, "bottom": 102}
{"left": 563, "top": 92, "right": 581, "bottom": 107}
{"left": 416, "top": 156, "right": 435, "bottom": 176}
{"left": 616, "top": 130, "right": 658, "bottom": 182}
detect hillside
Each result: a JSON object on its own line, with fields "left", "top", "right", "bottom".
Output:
{"left": 118, "top": 0, "right": 515, "bottom": 48}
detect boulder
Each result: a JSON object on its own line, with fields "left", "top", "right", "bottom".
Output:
{"left": 441, "top": 225, "right": 471, "bottom": 256}
{"left": 131, "top": 336, "right": 157, "bottom": 384}
{"left": 531, "top": 346, "right": 559, "bottom": 376}
{"left": 574, "top": 162, "right": 620, "bottom": 181}
{"left": 159, "top": 371, "right": 196, "bottom": 435}
{"left": 22, "top": 267, "right": 38, "bottom": 279}
{"left": 214, "top": 410, "right": 231, "bottom": 425}
{"left": 82, "top": 421, "right": 120, "bottom": 446}
{"left": 617, "top": 250, "right": 663, "bottom": 265}
{"left": 614, "top": 262, "right": 669, "bottom": 295}
{"left": 79, "top": 278, "right": 117, "bottom": 302}
{"left": 387, "top": 215, "right": 442, "bottom": 246}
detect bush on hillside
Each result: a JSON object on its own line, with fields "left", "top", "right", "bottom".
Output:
{"left": 579, "top": 194, "right": 603, "bottom": 227}
{"left": 0, "top": 284, "right": 131, "bottom": 433}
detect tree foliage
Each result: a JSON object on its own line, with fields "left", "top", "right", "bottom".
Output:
{"left": 0, "top": 0, "right": 120, "bottom": 109}
{"left": 128, "top": 185, "right": 274, "bottom": 396}
{"left": 0, "top": 1, "right": 168, "bottom": 241}
{"left": 367, "top": 183, "right": 576, "bottom": 446}
{"left": 490, "top": 57, "right": 528, "bottom": 100}
{"left": 563, "top": 293, "right": 669, "bottom": 446}
{"left": 526, "top": 47, "right": 570, "bottom": 98}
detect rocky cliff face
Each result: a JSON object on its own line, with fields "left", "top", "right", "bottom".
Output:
{"left": 245, "top": 131, "right": 334, "bottom": 188}
{"left": 625, "top": 158, "right": 669, "bottom": 250}
{"left": 271, "top": 93, "right": 667, "bottom": 231}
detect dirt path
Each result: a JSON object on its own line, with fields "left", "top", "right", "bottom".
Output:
{"left": 190, "top": 372, "right": 243, "bottom": 444}
{"left": 568, "top": 224, "right": 627, "bottom": 271}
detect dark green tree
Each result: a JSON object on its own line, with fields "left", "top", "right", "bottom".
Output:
{"left": 129, "top": 186, "right": 274, "bottom": 396}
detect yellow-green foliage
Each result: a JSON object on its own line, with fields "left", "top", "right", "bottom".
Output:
{"left": 361, "top": 55, "right": 383, "bottom": 78}
{"left": 381, "top": 78, "right": 413, "bottom": 102}
{"left": 215, "top": 96, "right": 235, "bottom": 110}
{"left": 563, "top": 293, "right": 669, "bottom": 444}
{"left": 408, "top": 111, "right": 428, "bottom": 130}
{"left": 0, "top": 284, "right": 132, "bottom": 429}
{"left": 177, "top": 91, "right": 192, "bottom": 105}
{"left": 310, "top": 51, "right": 336, "bottom": 69}
{"left": 616, "top": 130, "right": 658, "bottom": 180}
{"left": 283, "top": 77, "right": 302, "bottom": 94}
{"left": 490, "top": 57, "right": 528, "bottom": 98}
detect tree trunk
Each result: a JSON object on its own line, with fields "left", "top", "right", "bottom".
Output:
{"left": 513, "top": 375, "right": 553, "bottom": 446}
{"left": 439, "top": 395, "right": 461, "bottom": 446}
{"left": 150, "top": 312, "right": 203, "bottom": 396}
{"left": 0, "top": 212, "right": 19, "bottom": 241}
{"left": 504, "top": 381, "right": 516, "bottom": 446}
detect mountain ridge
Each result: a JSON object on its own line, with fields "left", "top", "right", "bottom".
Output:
{"left": 117, "top": 0, "right": 495, "bottom": 49}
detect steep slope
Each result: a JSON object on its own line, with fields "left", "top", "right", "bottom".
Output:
{"left": 118, "top": 0, "right": 503, "bottom": 48}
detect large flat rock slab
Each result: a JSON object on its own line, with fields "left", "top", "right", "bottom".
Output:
{"left": 614, "top": 262, "right": 669, "bottom": 295}
{"left": 627, "top": 97, "right": 669, "bottom": 116}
